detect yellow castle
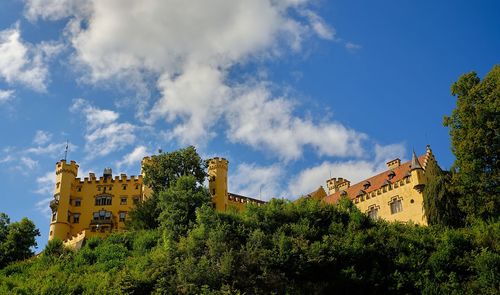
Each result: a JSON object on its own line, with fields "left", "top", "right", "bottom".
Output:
{"left": 48, "top": 157, "right": 264, "bottom": 247}
{"left": 49, "top": 146, "right": 436, "bottom": 247}
{"left": 321, "top": 145, "right": 437, "bottom": 225}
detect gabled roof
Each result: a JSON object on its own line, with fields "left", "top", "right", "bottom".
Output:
{"left": 323, "top": 154, "right": 427, "bottom": 204}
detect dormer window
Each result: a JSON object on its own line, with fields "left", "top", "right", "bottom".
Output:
{"left": 388, "top": 171, "right": 396, "bottom": 180}
{"left": 363, "top": 181, "right": 371, "bottom": 190}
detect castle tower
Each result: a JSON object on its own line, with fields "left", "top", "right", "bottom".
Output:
{"left": 140, "top": 156, "right": 153, "bottom": 199}
{"left": 49, "top": 160, "right": 79, "bottom": 241}
{"left": 410, "top": 150, "right": 426, "bottom": 193}
{"left": 208, "top": 157, "right": 229, "bottom": 212}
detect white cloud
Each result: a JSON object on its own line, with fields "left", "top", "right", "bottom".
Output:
{"left": 0, "top": 89, "right": 14, "bottom": 103}
{"left": 23, "top": 0, "right": 89, "bottom": 21}
{"left": 25, "top": 143, "right": 68, "bottom": 157}
{"left": 35, "top": 171, "right": 55, "bottom": 195}
{"left": 230, "top": 163, "right": 284, "bottom": 200}
{"left": 374, "top": 143, "right": 406, "bottom": 165}
{"left": 0, "top": 25, "right": 60, "bottom": 91}
{"left": 34, "top": 171, "right": 56, "bottom": 216}
{"left": 116, "top": 145, "right": 149, "bottom": 169}
{"left": 226, "top": 85, "right": 366, "bottom": 160}
{"left": 20, "top": 156, "right": 38, "bottom": 170}
{"left": 33, "top": 130, "right": 52, "bottom": 145}
{"left": 288, "top": 160, "right": 378, "bottom": 198}
{"left": 70, "top": 98, "right": 137, "bottom": 158}
{"left": 22, "top": 0, "right": 367, "bottom": 161}
{"left": 302, "top": 10, "right": 335, "bottom": 40}
{"left": 345, "top": 42, "right": 361, "bottom": 51}
{"left": 287, "top": 143, "right": 406, "bottom": 198}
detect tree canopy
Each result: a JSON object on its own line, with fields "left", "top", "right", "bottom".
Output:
{"left": 444, "top": 65, "right": 500, "bottom": 222}
{"left": 127, "top": 146, "right": 208, "bottom": 231}
{"left": 0, "top": 213, "right": 40, "bottom": 268}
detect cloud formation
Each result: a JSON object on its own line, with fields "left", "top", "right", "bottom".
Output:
{"left": 0, "top": 89, "right": 14, "bottom": 103}
{"left": 230, "top": 163, "right": 285, "bottom": 200}
{"left": 22, "top": 0, "right": 367, "bottom": 161}
{"left": 70, "top": 98, "right": 137, "bottom": 158}
{"left": 0, "top": 25, "right": 60, "bottom": 91}
{"left": 116, "top": 145, "right": 149, "bottom": 170}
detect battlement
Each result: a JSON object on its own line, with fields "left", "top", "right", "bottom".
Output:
{"left": 56, "top": 159, "right": 79, "bottom": 177}
{"left": 208, "top": 157, "right": 229, "bottom": 169}
{"left": 77, "top": 173, "right": 143, "bottom": 184}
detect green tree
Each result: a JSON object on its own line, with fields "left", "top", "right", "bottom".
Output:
{"left": 0, "top": 214, "right": 40, "bottom": 268}
{"left": 444, "top": 65, "right": 500, "bottom": 222}
{"left": 142, "top": 146, "right": 207, "bottom": 194}
{"left": 158, "top": 175, "right": 211, "bottom": 237}
{"left": 127, "top": 194, "right": 161, "bottom": 230}
{"left": 128, "top": 146, "right": 208, "bottom": 230}
{"left": 423, "top": 160, "right": 463, "bottom": 227}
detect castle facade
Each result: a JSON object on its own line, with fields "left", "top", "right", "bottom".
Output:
{"left": 48, "top": 146, "right": 435, "bottom": 248}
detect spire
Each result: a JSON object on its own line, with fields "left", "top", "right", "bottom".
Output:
{"left": 410, "top": 150, "right": 422, "bottom": 170}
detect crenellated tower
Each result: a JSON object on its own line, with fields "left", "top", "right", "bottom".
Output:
{"left": 208, "top": 157, "right": 229, "bottom": 212}
{"left": 410, "top": 150, "right": 426, "bottom": 193}
{"left": 49, "top": 160, "right": 79, "bottom": 241}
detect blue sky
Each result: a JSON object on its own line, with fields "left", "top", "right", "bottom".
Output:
{"left": 0, "top": 0, "right": 498, "bottom": 247}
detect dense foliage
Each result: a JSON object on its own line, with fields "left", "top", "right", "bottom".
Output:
{"left": 0, "top": 213, "right": 40, "bottom": 268}
{"left": 444, "top": 65, "right": 500, "bottom": 222}
{"left": 1, "top": 200, "right": 499, "bottom": 294}
{"left": 127, "top": 146, "right": 207, "bottom": 231}
{"left": 423, "top": 159, "right": 463, "bottom": 227}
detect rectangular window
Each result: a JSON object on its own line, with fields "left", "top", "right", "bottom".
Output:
{"left": 93, "top": 212, "right": 99, "bottom": 220}
{"left": 390, "top": 199, "right": 403, "bottom": 214}
{"left": 56, "top": 182, "right": 60, "bottom": 189}
{"left": 133, "top": 196, "right": 140, "bottom": 205}
{"left": 120, "top": 197, "right": 127, "bottom": 205}
{"left": 75, "top": 199, "right": 81, "bottom": 207}
{"left": 119, "top": 212, "right": 126, "bottom": 222}
{"left": 367, "top": 207, "right": 378, "bottom": 220}
{"left": 73, "top": 213, "right": 80, "bottom": 223}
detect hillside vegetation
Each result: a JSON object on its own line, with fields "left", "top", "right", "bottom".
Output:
{"left": 0, "top": 66, "right": 498, "bottom": 294}
{"left": 1, "top": 199, "right": 499, "bottom": 294}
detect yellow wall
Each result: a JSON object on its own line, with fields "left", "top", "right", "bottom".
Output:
{"left": 49, "top": 160, "right": 144, "bottom": 242}
{"left": 352, "top": 173, "right": 427, "bottom": 225}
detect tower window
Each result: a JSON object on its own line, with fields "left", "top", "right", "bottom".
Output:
{"left": 75, "top": 199, "right": 81, "bottom": 207}
{"left": 51, "top": 212, "right": 57, "bottom": 221}
{"left": 77, "top": 186, "right": 82, "bottom": 192}
{"left": 122, "top": 185, "right": 127, "bottom": 190}
{"left": 73, "top": 213, "right": 80, "bottom": 223}
{"left": 390, "top": 198, "right": 403, "bottom": 214}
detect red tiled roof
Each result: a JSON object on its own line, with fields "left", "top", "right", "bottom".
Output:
{"left": 323, "top": 154, "right": 427, "bottom": 204}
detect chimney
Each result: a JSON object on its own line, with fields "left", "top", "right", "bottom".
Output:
{"left": 387, "top": 158, "right": 401, "bottom": 170}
